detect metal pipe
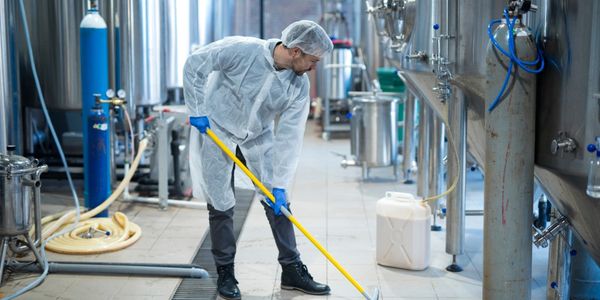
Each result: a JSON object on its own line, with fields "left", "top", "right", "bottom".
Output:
{"left": 158, "top": 113, "right": 169, "bottom": 209}
{"left": 123, "top": 195, "right": 206, "bottom": 209}
{"left": 105, "top": 0, "right": 116, "bottom": 90}
{"left": 446, "top": 88, "right": 466, "bottom": 258}
{"left": 1, "top": 0, "right": 21, "bottom": 154}
{"left": 32, "top": 166, "right": 47, "bottom": 247}
{"left": 465, "top": 210, "right": 483, "bottom": 216}
{"left": 428, "top": 112, "right": 442, "bottom": 231}
{"left": 122, "top": 159, "right": 205, "bottom": 210}
{"left": 533, "top": 216, "right": 568, "bottom": 248}
{"left": 0, "top": 91, "right": 5, "bottom": 155}
{"left": 547, "top": 225, "right": 572, "bottom": 300}
{"left": 416, "top": 99, "right": 430, "bottom": 198}
{"left": 10, "top": 261, "right": 209, "bottom": 278}
{"left": 259, "top": 0, "right": 264, "bottom": 39}
{"left": 402, "top": 92, "right": 416, "bottom": 183}
{"left": 483, "top": 21, "right": 537, "bottom": 300}
{"left": 0, "top": 237, "right": 8, "bottom": 286}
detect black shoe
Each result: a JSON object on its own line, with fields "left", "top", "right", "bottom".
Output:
{"left": 281, "top": 262, "right": 330, "bottom": 295}
{"left": 217, "top": 264, "right": 241, "bottom": 300}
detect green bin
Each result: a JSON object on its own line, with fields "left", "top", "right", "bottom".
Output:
{"left": 377, "top": 68, "right": 406, "bottom": 142}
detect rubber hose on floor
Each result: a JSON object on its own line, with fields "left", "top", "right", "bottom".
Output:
{"left": 37, "top": 138, "right": 149, "bottom": 254}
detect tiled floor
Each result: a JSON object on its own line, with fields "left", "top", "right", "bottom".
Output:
{"left": 0, "top": 120, "right": 549, "bottom": 299}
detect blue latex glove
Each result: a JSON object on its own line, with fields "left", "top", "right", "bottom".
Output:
{"left": 190, "top": 116, "right": 210, "bottom": 133}
{"left": 267, "top": 188, "right": 289, "bottom": 216}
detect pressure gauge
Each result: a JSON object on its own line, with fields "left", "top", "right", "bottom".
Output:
{"left": 106, "top": 89, "right": 115, "bottom": 99}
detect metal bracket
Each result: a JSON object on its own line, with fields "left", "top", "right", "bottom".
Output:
{"left": 533, "top": 216, "right": 569, "bottom": 248}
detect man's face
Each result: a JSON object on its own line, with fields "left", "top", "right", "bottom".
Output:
{"left": 290, "top": 48, "right": 320, "bottom": 76}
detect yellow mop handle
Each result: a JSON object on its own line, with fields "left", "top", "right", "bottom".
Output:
{"left": 205, "top": 128, "right": 370, "bottom": 298}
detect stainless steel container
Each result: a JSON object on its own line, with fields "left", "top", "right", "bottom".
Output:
{"left": 17, "top": 0, "right": 86, "bottom": 110}
{"left": 324, "top": 46, "right": 354, "bottom": 100}
{"left": 17, "top": 1, "right": 115, "bottom": 110}
{"left": 350, "top": 93, "right": 400, "bottom": 168}
{"left": 0, "top": 153, "right": 35, "bottom": 235}
{"left": 383, "top": 0, "right": 416, "bottom": 53}
{"left": 165, "top": 0, "right": 214, "bottom": 90}
{"left": 120, "top": 0, "right": 167, "bottom": 107}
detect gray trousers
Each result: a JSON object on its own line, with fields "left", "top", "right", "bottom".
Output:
{"left": 208, "top": 147, "right": 300, "bottom": 268}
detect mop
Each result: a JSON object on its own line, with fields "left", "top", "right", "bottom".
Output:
{"left": 205, "top": 128, "right": 380, "bottom": 300}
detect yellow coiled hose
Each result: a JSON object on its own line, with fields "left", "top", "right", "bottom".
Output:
{"left": 37, "top": 138, "right": 149, "bottom": 255}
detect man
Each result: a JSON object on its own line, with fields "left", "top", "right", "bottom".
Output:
{"left": 183, "top": 20, "right": 333, "bottom": 299}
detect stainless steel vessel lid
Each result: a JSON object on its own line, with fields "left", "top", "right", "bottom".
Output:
{"left": 350, "top": 95, "right": 401, "bottom": 103}
{"left": 0, "top": 153, "right": 34, "bottom": 173}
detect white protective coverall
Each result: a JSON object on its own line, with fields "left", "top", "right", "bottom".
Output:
{"left": 184, "top": 36, "right": 312, "bottom": 211}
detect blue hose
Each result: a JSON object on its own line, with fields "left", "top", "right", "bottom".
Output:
{"left": 487, "top": 9, "right": 545, "bottom": 112}
{"left": 4, "top": 1, "right": 82, "bottom": 299}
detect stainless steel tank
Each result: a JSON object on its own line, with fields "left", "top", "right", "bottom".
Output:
{"left": 165, "top": 0, "right": 214, "bottom": 90}
{"left": 382, "top": 0, "right": 416, "bottom": 54}
{"left": 324, "top": 45, "right": 354, "bottom": 100}
{"left": 0, "top": 153, "right": 35, "bottom": 235}
{"left": 17, "top": 0, "right": 85, "bottom": 110}
{"left": 349, "top": 93, "right": 400, "bottom": 168}
{"left": 395, "top": 0, "right": 434, "bottom": 72}
{"left": 359, "top": 0, "right": 384, "bottom": 85}
{"left": 120, "top": 0, "right": 167, "bottom": 107}
{"left": 533, "top": 0, "right": 600, "bottom": 265}
{"left": 17, "top": 0, "right": 116, "bottom": 111}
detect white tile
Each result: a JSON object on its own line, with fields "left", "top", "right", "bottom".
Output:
{"left": 116, "top": 277, "right": 180, "bottom": 296}
{"left": 236, "top": 263, "right": 279, "bottom": 280}
{"left": 378, "top": 279, "right": 437, "bottom": 298}
{"left": 432, "top": 277, "right": 482, "bottom": 298}
{"left": 29, "top": 274, "right": 78, "bottom": 295}
{"left": 62, "top": 276, "right": 128, "bottom": 299}
{"left": 236, "top": 279, "right": 276, "bottom": 299}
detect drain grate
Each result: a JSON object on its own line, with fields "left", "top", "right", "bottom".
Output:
{"left": 172, "top": 189, "right": 254, "bottom": 300}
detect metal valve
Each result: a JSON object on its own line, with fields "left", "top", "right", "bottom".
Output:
{"left": 405, "top": 51, "right": 428, "bottom": 61}
{"left": 550, "top": 132, "right": 577, "bottom": 155}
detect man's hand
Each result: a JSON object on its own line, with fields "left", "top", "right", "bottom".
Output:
{"left": 267, "top": 188, "right": 289, "bottom": 216}
{"left": 190, "top": 116, "right": 210, "bottom": 133}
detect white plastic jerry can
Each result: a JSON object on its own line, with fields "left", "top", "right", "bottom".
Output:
{"left": 376, "top": 192, "right": 432, "bottom": 270}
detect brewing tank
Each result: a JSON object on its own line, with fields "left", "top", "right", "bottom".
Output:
{"left": 17, "top": 0, "right": 85, "bottom": 110}
{"left": 165, "top": 0, "right": 214, "bottom": 90}
{"left": 119, "top": 0, "right": 167, "bottom": 107}
{"left": 325, "top": 44, "right": 354, "bottom": 100}
{"left": 17, "top": 0, "right": 115, "bottom": 111}
{"left": 483, "top": 19, "right": 538, "bottom": 300}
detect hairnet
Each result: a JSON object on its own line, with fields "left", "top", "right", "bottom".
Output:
{"left": 281, "top": 20, "right": 333, "bottom": 57}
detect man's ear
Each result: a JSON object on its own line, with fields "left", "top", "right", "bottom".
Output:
{"left": 290, "top": 47, "right": 302, "bottom": 58}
